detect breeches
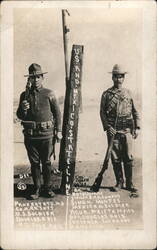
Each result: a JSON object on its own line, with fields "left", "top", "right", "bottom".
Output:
{"left": 24, "top": 137, "right": 53, "bottom": 166}
{"left": 108, "top": 132, "right": 133, "bottom": 164}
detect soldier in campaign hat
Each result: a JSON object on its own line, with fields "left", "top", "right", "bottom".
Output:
{"left": 17, "top": 63, "right": 62, "bottom": 199}
{"left": 100, "top": 64, "right": 140, "bottom": 192}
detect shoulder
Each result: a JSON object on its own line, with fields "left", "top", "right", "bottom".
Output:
{"left": 41, "top": 88, "right": 56, "bottom": 97}
{"left": 121, "top": 88, "right": 132, "bottom": 97}
{"left": 102, "top": 87, "right": 113, "bottom": 97}
{"left": 41, "top": 87, "right": 52, "bottom": 94}
{"left": 19, "top": 91, "right": 26, "bottom": 99}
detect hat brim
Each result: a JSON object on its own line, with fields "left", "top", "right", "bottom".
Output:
{"left": 24, "top": 72, "right": 48, "bottom": 77}
{"left": 108, "top": 71, "right": 128, "bottom": 74}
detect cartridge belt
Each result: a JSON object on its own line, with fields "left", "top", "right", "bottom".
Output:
{"left": 21, "top": 120, "right": 54, "bottom": 129}
{"left": 108, "top": 117, "right": 133, "bottom": 130}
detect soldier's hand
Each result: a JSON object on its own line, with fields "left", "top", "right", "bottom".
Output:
{"left": 52, "top": 166, "right": 61, "bottom": 175}
{"left": 21, "top": 100, "right": 30, "bottom": 111}
{"left": 107, "top": 126, "right": 117, "bottom": 136}
{"left": 56, "top": 131, "right": 62, "bottom": 142}
{"left": 132, "top": 129, "right": 139, "bottom": 139}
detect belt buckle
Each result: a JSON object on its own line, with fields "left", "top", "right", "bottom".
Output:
{"left": 41, "top": 122, "right": 47, "bottom": 129}
{"left": 27, "top": 129, "right": 33, "bottom": 135}
{"left": 47, "top": 121, "right": 52, "bottom": 128}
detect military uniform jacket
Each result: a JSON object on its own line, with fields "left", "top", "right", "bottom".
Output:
{"left": 100, "top": 86, "right": 140, "bottom": 132}
{"left": 17, "top": 85, "right": 62, "bottom": 139}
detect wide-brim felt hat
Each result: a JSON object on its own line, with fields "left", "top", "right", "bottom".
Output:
{"left": 24, "top": 63, "right": 48, "bottom": 77}
{"left": 109, "top": 64, "right": 128, "bottom": 74}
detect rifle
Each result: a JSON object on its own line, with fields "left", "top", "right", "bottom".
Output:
{"left": 23, "top": 77, "right": 31, "bottom": 116}
{"left": 25, "top": 77, "right": 31, "bottom": 100}
{"left": 90, "top": 100, "right": 120, "bottom": 192}
{"left": 90, "top": 134, "right": 115, "bottom": 192}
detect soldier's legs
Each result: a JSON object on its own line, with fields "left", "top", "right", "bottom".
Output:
{"left": 112, "top": 162, "right": 124, "bottom": 188}
{"left": 39, "top": 138, "right": 54, "bottom": 197}
{"left": 24, "top": 138, "right": 41, "bottom": 198}
{"left": 108, "top": 134, "right": 124, "bottom": 189}
{"left": 122, "top": 133, "right": 137, "bottom": 191}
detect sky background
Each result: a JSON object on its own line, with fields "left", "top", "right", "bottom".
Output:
{"left": 14, "top": 7, "right": 142, "bottom": 105}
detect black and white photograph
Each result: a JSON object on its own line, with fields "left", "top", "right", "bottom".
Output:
{"left": 1, "top": 1, "right": 156, "bottom": 249}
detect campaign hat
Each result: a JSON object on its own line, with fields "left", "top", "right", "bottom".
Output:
{"left": 109, "top": 64, "right": 128, "bottom": 74}
{"left": 24, "top": 63, "right": 48, "bottom": 77}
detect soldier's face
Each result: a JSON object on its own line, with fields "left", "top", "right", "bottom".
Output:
{"left": 29, "top": 75, "right": 43, "bottom": 89}
{"left": 112, "top": 74, "right": 125, "bottom": 88}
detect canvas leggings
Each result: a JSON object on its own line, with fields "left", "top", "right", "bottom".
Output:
{"left": 107, "top": 132, "right": 134, "bottom": 187}
{"left": 24, "top": 137, "right": 54, "bottom": 191}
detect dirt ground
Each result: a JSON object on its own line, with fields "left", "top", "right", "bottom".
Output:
{"left": 14, "top": 100, "right": 143, "bottom": 231}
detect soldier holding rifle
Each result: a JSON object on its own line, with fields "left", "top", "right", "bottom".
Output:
{"left": 100, "top": 64, "right": 140, "bottom": 193}
{"left": 17, "top": 63, "right": 62, "bottom": 200}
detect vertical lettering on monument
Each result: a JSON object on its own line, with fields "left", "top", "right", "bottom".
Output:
{"left": 59, "top": 44, "right": 84, "bottom": 195}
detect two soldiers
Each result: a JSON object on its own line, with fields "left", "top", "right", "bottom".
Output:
{"left": 17, "top": 63, "right": 140, "bottom": 198}
{"left": 17, "top": 63, "right": 62, "bottom": 199}
{"left": 100, "top": 64, "right": 140, "bottom": 192}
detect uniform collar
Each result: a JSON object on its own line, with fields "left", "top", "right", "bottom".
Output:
{"left": 31, "top": 84, "right": 43, "bottom": 92}
{"left": 107, "top": 86, "right": 121, "bottom": 94}
{"left": 112, "top": 86, "right": 122, "bottom": 91}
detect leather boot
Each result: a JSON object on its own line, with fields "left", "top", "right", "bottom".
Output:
{"left": 30, "top": 164, "right": 41, "bottom": 199}
{"left": 112, "top": 163, "right": 124, "bottom": 191}
{"left": 42, "top": 162, "right": 54, "bottom": 197}
{"left": 124, "top": 161, "right": 137, "bottom": 192}
{"left": 30, "top": 188, "right": 40, "bottom": 200}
